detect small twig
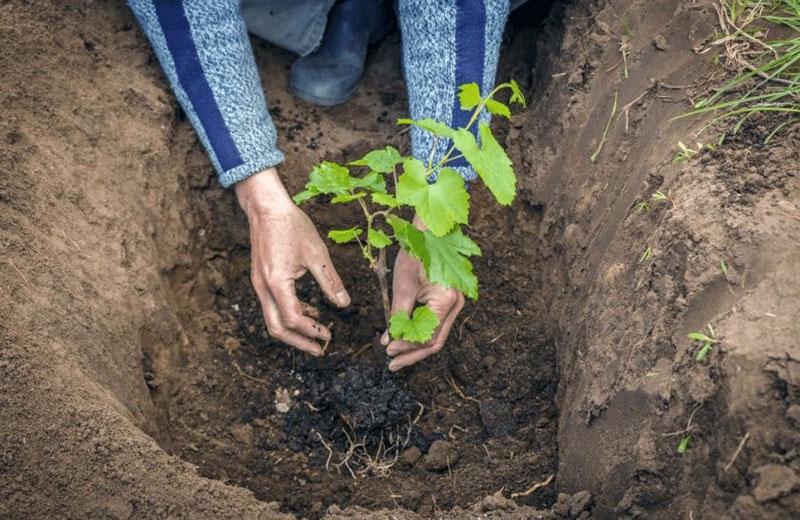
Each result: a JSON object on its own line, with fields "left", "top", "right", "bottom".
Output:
{"left": 510, "top": 474, "right": 555, "bottom": 498}
{"left": 724, "top": 431, "right": 751, "bottom": 471}
{"left": 482, "top": 443, "right": 494, "bottom": 463}
{"left": 662, "top": 403, "right": 703, "bottom": 437}
{"left": 231, "top": 359, "right": 270, "bottom": 386}
{"left": 446, "top": 375, "right": 480, "bottom": 404}
{"left": 487, "top": 332, "right": 505, "bottom": 344}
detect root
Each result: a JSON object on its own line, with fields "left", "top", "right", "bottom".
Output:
{"left": 230, "top": 358, "right": 270, "bottom": 386}
{"left": 446, "top": 375, "right": 480, "bottom": 404}
{"left": 510, "top": 474, "right": 555, "bottom": 499}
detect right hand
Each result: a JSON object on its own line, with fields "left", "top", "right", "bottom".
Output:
{"left": 235, "top": 168, "right": 351, "bottom": 356}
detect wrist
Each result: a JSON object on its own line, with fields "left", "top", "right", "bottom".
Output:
{"left": 235, "top": 167, "right": 294, "bottom": 217}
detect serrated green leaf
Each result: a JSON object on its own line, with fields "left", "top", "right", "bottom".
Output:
{"left": 397, "top": 118, "right": 456, "bottom": 139}
{"left": 386, "top": 215, "right": 427, "bottom": 261}
{"left": 371, "top": 192, "right": 399, "bottom": 208}
{"left": 508, "top": 79, "right": 526, "bottom": 106}
{"left": 352, "top": 170, "right": 386, "bottom": 193}
{"left": 677, "top": 436, "right": 691, "bottom": 454}
{"left": 451, "top": 124, "right": 516, "bottom": 206}
{"left": 307, "top": 161, "right": 353, "bottom": 195}
{"left": 458, "top": 83, "right": 482, "bottom": 111}
{"left": 485, "top": 99, "right": 511, "bottom": 119}
{"left": 389, "top": 305, "right": 440, "bottom": 343}
{"left": 331, "top": 192, "right": 367, "bottom": 204}
{"left": 293, "top": 188, "right": 320, "bottom": 205}
{"left": 328, "top": 227, "right": 363, "bottom": 244}
{"left": 349, "top": 146, "right": 403, "bottom": 173}
{"left": 422, "top": 227, "right": 481, "bottom": 300}
{"left": 368, "top": 227, "right": 392, "bottom": 249}
{"left": 397, "top": 159, "right": 469, "bottom": 237}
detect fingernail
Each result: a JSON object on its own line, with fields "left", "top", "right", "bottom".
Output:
{"left": 381, "top": 331, "right": 390, "bottom": 346}
{"left": 335, "top": 290, "right": 351, "bottom": 307}
{"left": 388, "top": 360, "right": 399, "bottom": 372}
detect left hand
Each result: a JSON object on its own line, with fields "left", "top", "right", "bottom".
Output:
{"left": 381, "top": 217, "right": 465, "bottom": 371}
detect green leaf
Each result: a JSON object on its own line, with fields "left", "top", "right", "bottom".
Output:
{"left": 397, "top": 118, "right": 456, "bottom": 139}
{"left": 422, "top": 227, "right": 481, "bottom": 300}
{"left": 688, "top": 332, "right": 716, "bottom": 343}
{"left": 368, "top": 227, "right": 392, "bottom": 249}
{"left": 349, "top": 146, "right": 403, "bottom": 173}
{"left": 677, "top": 436, "right": 691, "bottom": 454}
{"left": 386, "top": 215, "right": 427, "bottom": 261}
{"left": 307, "top": 161, "right": 353, "bottom": 195}
{"left": 451, "top": 124, "right": 516, "bottom": 206}
{"left": 328, "top": 227, "right": 363, "bottom": 244}
{"left": 352, "top": 171, "right": 386, "bottom": 193}
{"left": 485, "top": 99, "right": 511, "bottom": 119}
{"left": 389, "top": 305, "right": 440, "bottom": 343}
{"left": 396, "top": 159, "right": 469, "bottom": 237}
{"left": 371, "top": 192, "right": 399, "bottom": 208}
{"left": 458, "top": 83, "right": 482, "bottom": 111}
{"left": 293, "top": 188, "right": 320, "bottom": 205}
{"left": 695, "top": 343, "right": 712, "bottom": 362}
{"left": 331, "top": 192, "right": 366, "bottom": 204}
{"left": 508, "top": 79, "right": 526, "bottom": 107}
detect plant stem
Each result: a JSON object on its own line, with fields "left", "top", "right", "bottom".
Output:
{"left": 375, "top": 247, "right": 391, "bottom": 328}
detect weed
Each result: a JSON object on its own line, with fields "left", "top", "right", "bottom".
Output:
{"left": 688, "top": 324, "right": 719, "bottom": 362}
{"left": 674, "top": 140, "right": 716, "bottom": 162}
{"left": 677, "top": 435, "right": 692, "bottom": 454}
{"left": 680, "top": 0, "right": 800, "bottom": 143}
{"left": 295, "top": 80, "right": 525, "bottom": 343}
{"left": 591, "top": 90, "right": 619, "bottom": 162}
{"left": 720, "top": 259, "right": 730, "bottom": 274}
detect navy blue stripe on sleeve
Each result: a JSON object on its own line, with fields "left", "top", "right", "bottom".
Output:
{"left": 154, "top": 0, "right": 244, "bottom": 171}
{"left": 450, "top": 0, "right": 486, "bottom": 168}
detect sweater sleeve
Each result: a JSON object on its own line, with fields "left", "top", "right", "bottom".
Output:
{"left": 397, "top": 0, "right": 510, "bottom": 181}
{"left": 128, "top": 0, "right": 284, "bottom": 188}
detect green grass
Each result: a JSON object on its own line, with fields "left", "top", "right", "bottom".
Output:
{"left": 679, "top": 0, "right": 800, "bottom": 143}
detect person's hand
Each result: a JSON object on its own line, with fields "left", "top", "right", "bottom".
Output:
{"left": 381, "top": 216, "right": 465, "bottom": 371}
{"left": 235, "top": 167, "right": 351, "bottom": 356}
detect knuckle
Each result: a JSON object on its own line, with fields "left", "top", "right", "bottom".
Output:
{"left": 283, "top": 313, "right": 302, "bottom": 329}
{"left": 266, "top": 321, "right": 285, "bottom": 339}
{"left": 431, "top": 342, "right": 445, "bottom": 353}
{"left": 442, "top": 290, "right": 459, "bottom": 307}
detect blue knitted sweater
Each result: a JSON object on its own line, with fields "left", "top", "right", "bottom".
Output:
{"left": 128, "top": 0, "right": 509, "bottom": 188}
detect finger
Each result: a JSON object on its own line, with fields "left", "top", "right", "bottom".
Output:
{"left": 427, "top": 294, "right": 464, "bottom": 352}
{"left": 308, "top": 252, "right": 350, "bottom": 308}
{"left": 300, "top": 301, "right": 321, "bottom": 319}
{"left": 386, "top": 339, "right": 417, "bottom": 356}
{"left": 269, "top": 279, "right": 332, "bottom": 341}
{"left": 252, "top": 275, "right": 324, "bottom": 356}
{"left": 388, "top": 344, "right": 440, "bottom": 371}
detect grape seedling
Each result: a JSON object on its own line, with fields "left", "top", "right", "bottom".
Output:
{"left": 294, "top": 80, "right": 526, "bottom": 344}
